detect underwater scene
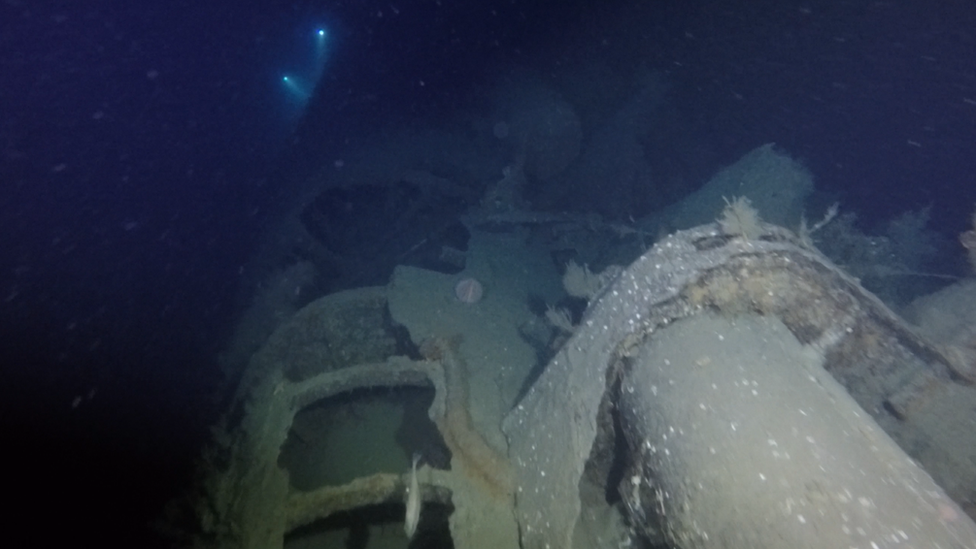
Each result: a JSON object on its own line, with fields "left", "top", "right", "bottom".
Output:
{"left": 3, "top": 1, "right": 976, "bottom": 548}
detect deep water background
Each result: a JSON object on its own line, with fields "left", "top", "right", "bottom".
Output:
{"left": 1, "top": 0, "right": 975, "bottom": 545}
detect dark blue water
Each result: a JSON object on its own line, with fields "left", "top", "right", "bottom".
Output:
{"left": 2, "top": 0, "right": 975, "bottom": 545}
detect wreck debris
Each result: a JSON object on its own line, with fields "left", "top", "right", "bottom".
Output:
{"left": 180, "top": 284, "right": 518, "bottom": 549}
{"left": 504, "top": 222, "right": 976, "bottom": 549}
{"left": 418, "top": 337, "right": 514, "bottom": 501}
{"left": 284, "top": 472, "right": 451, "bottom": 532}
{"left": 180, "top": 220, "right": 976, "bottom": 549}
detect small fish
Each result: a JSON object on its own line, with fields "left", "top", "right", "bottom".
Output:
{"left": 404, "top": 453, "right": 422, "bottom": 539}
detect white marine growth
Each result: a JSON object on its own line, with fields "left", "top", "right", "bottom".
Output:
{"left": 404, "top": 453, "right": 422, "bottom": 539}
